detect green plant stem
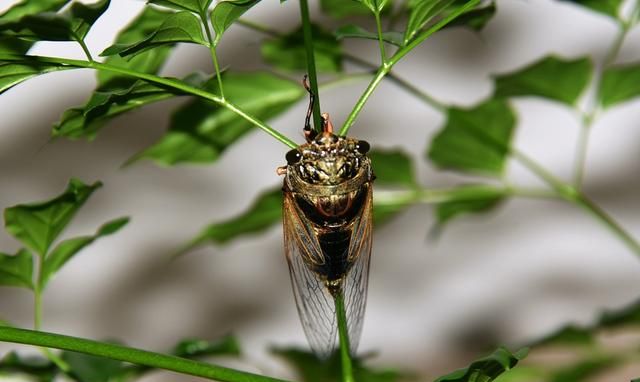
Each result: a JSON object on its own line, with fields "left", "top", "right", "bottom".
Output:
{"left": 201, "top": 12, "right": 226, "bottom": 99}
{"left": 573, "top": 14, "right": 631, "bottom": 188}
{"left": 77, "top": 39, "right": 94, "bottom": 62}
{"left": 373, "top": 9, "right": 387, "bottom": 65}
{"left": 299, "top": 0, "right": 323, "bottom": 133}
{"left": 235, "top": 18, "right": 446, "bottom": 112}
{"left": 334, "top": 292, "right": 354, "bottom": 382}
{"left": 0, "top": 54, "right": 297, "bottom": 148}
{"left": 338, "top": 0, "right": 480, "bottom": 135}
{"left": 0, "top": 327, "right": 293, "bottom": 382}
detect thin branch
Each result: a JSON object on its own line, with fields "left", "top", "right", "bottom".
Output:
{"left": 0, "top": 54, "right": 298, "bottom": 148}
{"left": 299, "top": 0, "right": 323, "bottom": 133}
{"left": 201, "top": 11, "right": 226, "bottom": 99}
{"left": 0, "top": 327, "right": 293, "bottom": 382}
{"left": 334, "top": 293, "right": 354, "bottom": 382}
{"left": 373, "top": 9, "right": 387, "bottom": 65}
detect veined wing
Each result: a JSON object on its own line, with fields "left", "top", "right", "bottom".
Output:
{"left": 283, "top": 183, "right": 373, "bottom": 357}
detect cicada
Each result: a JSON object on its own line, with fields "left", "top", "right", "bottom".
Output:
{"left": 277, "top": 77, "right": 374, "bottom": 358}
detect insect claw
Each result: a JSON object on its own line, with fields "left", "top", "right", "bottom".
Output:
{"left": 276, "top": 166, "right": 287, "bottom": 176}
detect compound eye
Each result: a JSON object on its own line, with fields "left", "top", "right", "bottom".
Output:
{"left": 286, "top": 149, "right": 302, "bottom": 165}
{"left": 355, "top": 140, "right": 370, "bottom": 154}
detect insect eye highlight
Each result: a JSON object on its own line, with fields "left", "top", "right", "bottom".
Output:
{"left": 356, "top": 140, "right": 370, "bottom": 154}
{"left": 286, "top": 149, "right": 302, "bottom": 165}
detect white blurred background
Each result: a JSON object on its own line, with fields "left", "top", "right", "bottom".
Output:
{"left": 1, "top": 0, "right": 640, "bottom": 380}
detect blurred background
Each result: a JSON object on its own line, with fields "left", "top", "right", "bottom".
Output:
{"left": 1, "top": 0, "right": 640, "bottom": 380}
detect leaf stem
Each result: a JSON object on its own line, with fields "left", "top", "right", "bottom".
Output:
{"left": 338, "top": 0, "right": 480, "bottom": 135}
{"left": 573, "top": 12, "right": 631, "bottom": 188}
{"left": 77, "top": 39, "right": 94, "bottom": 62}
{"left": 299, "top": 0, "right": 323, "bottom": 133}
{"left": 373, "top": 9, "right": 387, "bottom": 65}
{"left": 201, "top": 11, "right": 226, "bottom": 99}
{"left": 0, "top": 327, "right": 293, "bottom": 382}
{"left": 334, "top": 292, "right": 354, "bottom": 382}
{"left": 0, "top": 54, "right": 297, "bottom": 148}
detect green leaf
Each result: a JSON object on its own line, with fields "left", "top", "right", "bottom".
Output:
{"left": 172, "top": 335, "right": 241, "bottom": 358}
{"left": 0, "top": 0, "right": 110, "bottom": 43}
{"left": 272, "top": 347, "right": 409, "bottom": 382}
{"left": 436, "top": 184, "right": 505, "bottom": 226}
{"left": 0, "top": 352, "right": 57, "bottom": 382}
{"left": 428, "top": 99, "right": 515, "bottom": 176}
{"left": 62, "top": 350, "right": 127, "bottom": 382}
{"left": 3, "top": 179, "right": 102, "bottom": 256}
{"left": 560, "top": 0, "right": 624, "bottom": 19}
{"left": 211, "top": 0, "right": 261, "bottom": 45}
{"left": 434, "top": 347, "right": 528, "bottom": 382}
{"left": 369, "top": 149, "right": 417, "bottom": 188}
{"left": 0, "top": 0, "right": 69, "bottom": 54}
{"left": 550, "top": 356, "right": 618, "bottom": 382}
{"left": 0, "top": 248, "right": 33, "bottom": 290}
{"left": 261, "top": 24, "right": 342, "bottom": 73}
{"left": 41, "top": 217, "right": 129, "bottom": 287}
{"left": 599, "top": 63, "right": 640, "bottom": 108}
{"left": 493, "top": 56, "right": 592, "bottom": 106}
{"left": 0, "top": 56, "right": 72, "bottom": 94}
{"left": 444, "top": 1, "right": 496, "bottom": 31}
{"left": 176, "top": 188, "right": 282, "bottom": 255}
{"left": 404, "top": 0, "right": 456, "bottom": 45}
{"left": 133, "top": 71, "right": 304, "bottom": 166}
{"left": 359, "top": 0, "right": 391, "bottom": 13}
{"left": 530, "top": 324, "right": 594, "bottom": 347}
{"left": 335, "top": 25, "right": 403, "bottom": 47}
{"left": 148, "top": 0, "right": 214, "bottom": 14}
{"left": 52, "top": 80, "right": 178, "bottom": 140}
{"left": 98, "top": 7, "right": 175, "bottom": 89}
{"left": 100, "top": 11, "right": 206, "bottom": 59}
{"left": 320, "top": 0, "right": 372, "bottom": 17}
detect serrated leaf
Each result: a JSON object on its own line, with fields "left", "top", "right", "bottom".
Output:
{"left": 320, "top": 0, "right": 372, "bottom": 17}
{"left": 177, "top": 188, "right": 282, "bottom": 255}
{"left": 434, "top": 347, "right": 528, "bottom": 382}
{"left": 0, "top": 58, "right": 71, "bottom": 94}
{"left": 598, "top": 63, "right": 640, "bottom": 108}
{"left": 261, "top": 24, "right": 342, "bottom": 73}
{"left": 41, "top": 217, "right": 129, "bottom": 287}
{"left": 3, "top": 179, "right": 102, "bottom": 256}
{"left": 0, "top": 0, "right": 110, "bottom": 43}
{"left": 436, "top": 184, "right": 505, "bottom": 226}
{"left": 173, "top": 334, "right": 241, "bottom": 358}
{"left": 404, "top": 0, "right": 456, "bottom": 45}
{"left": 98, "top": 7, "right": 175, "bottom": 89}
{"left": 0, "top": 249, "right": 33, "bottom": 290}
{"left": 335, "top": 25, "right": 403, "bottom": 47}
{"left": 211, "top": 0, "right": 260, "bottom": 45}
{"left": 444, "top": 1, "right": 496, "bottom": 31}
{"left": 52, "top": 80, "right": 178, "bottom": 140}
{"left": 0, "top": 0, "right": 69, "bottom": 54}
{"left": 132, "top": 71, "right": 304, "bottom": 165}
{"left": 428, "top": 99, "right": 515, "bottom": 176}
{"left": 272, "top": 347, "right": 409, "bottom": 382}
{"left": 560, "top": 0, "right": 624, "bottom": 19}
{"left": 493, "top": 56, "right": 592, "bottom": 105}
{"left": 100, "top": 11, "right": 206, "bottom": 59}
{"left": 148, "top": 0, "right": 214, "bottom": 14}
{"left": 0, "top": 352, "right": 57, "bottom": 382}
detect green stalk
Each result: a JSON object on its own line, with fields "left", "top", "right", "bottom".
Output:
{"left": 334, "top": 292, "right": 354, "bottom": 382}
{"left": 0, "top": 327, "right": 293, "bottom": 382}
{"left": 373, "top": 8, "right": 387, "bottom": 65}
{"left": 338, "top": 0, "right": 480, "bottom": 135}
{"left": 235, "top": 18, "right": 446, "bottom": 112}
{"left": 77, "top": 39, "right": 94, "bottom": 62}
{"left": 201, "top": 11, "right": 226, "bottom": 100}
{"left": 0, "top": 54, "right": 297, "bottom": 148}
{"left": 573, "top": 17, "right": 629, "bottom": 188}
{"left": 299, "top": 0, "right": 323, "bottom": 133}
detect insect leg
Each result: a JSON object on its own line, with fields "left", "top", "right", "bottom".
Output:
{"left": 302, "top": 75, "right": 319, "bottom": 142}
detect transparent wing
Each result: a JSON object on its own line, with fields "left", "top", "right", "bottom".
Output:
{"left": 343, "top": 184, "right": 373, "bottom": 353}
{"left": 283, "top": 192, "right": 337, "bottom": 357}
{"left": 283, "top": 183, "right": 373, "bottom": 357}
